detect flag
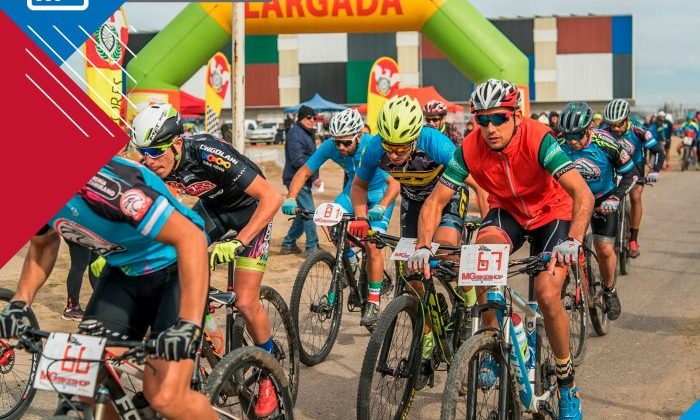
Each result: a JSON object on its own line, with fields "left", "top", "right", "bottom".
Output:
{"left": 366, "top": 57, "right": 400, "bottom": 134}
{"left": 83, "top": 7, "right": 129, "bottom": 129}
{"left": 204, "top": 52, "right": 230, "bottom": 138}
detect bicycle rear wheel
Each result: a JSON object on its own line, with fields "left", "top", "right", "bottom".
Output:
{"left": 204, "top": 346, "right": 294, "bottom": 420}
{"left": 357, "top": 295, "right": 421, "bottom": 420}
{"left": 561, "top": 267, "right": 587, "bottom": 366}
{"left": 441, "top": 332, "right": 520, "bottom": 420}
{"left": 289, "top": 250, "right": 343, "bottom": 367}
{"left": 0, "top": 288, "right": 39, "bottom": 420}
{"left": 231, "top": 286, "right": 299, "bottom": 403}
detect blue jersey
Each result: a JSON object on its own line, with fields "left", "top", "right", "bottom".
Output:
{"left": 357, "top": 126, "right": 455, "bottom": 202}
{"left": 601, "top": 119, "right": 656, "bottom": 167}
{"left": 559, "top": 129, "right": 635, "bottom": 199}
{"left": 305, "top": 134, "right": 389, "bottom": 195}
{"left": 46, "top": 157, "right": 204, "bottom": 276}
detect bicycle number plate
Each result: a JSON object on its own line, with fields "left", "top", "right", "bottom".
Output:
{"left": 33, "top": 333, "right": 106, "bottom": 397}
{"left": 683, "top": 136, "right": 693, "bottom": 146}
{"left": 313, "top": 202, "right": 345, "bottom": 226}
{"left": 391, "top": 237, "right": 440, "bottom": 261}
{"left": 458, "top": 244, "right": 510, "bottom": 286}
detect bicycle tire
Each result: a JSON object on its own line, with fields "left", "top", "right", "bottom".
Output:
{"left": 441, "top": 332, "right": 520, "bottom": 420}
{"left": 561, "top": 268, "right": 587, "bottom": 367}
{"left": 618, "top": 199, "right": 631, "bottom": 275}
{"left": 289, "top": 249, "right": 343, "bottom": 367}
{"left": 231, "top": 286, "right": 300, "bottom": 404}
{"left": 0, "top": 288, "right": 40, "bottom": 420}
{"left": 204, "top": 346, "right": 294, "bottom": 420}
{"left": 357, "top": 295, "right": 421, "bottom": 420}
{"left": 585, "top": 246, "right": 609, "bottom": 336}
{"left": 533, "top": 320, "right": 558, "bottom": 420}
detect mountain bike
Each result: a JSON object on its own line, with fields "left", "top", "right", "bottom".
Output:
{"left": 441, "top": 253, "right": 560, "bottom": 420}
{"left": 289, "top": 206, "right": 399, "bottom": 366}
{"left": 355, "top": 244, "right": 476, "bottom": 420}
{"left": 0, "top": 288, "right": 40, "bottom": 420}
{"left": 680, "top": 137, "right": 696, "bottom": 171}
{"left": 208, "top": 232, "right": 300, "bottom": 403}
{"left": 14, "top": 323, "right": 293, "bottom": 420}
{"left": 561, "top": 233, "right": 609, "bottom": 367}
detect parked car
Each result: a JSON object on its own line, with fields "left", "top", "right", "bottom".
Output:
{"left": 248, "top": 120, "right": 281, "bottom": 144}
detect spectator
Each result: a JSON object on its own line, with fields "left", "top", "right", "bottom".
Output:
{"left": 281, "top": 105, "right": 320, "bottom": 255}
{"left": 464, "top": 120, "right": 475, "bottom": 137}
{"left": 549, "top": 111, "right": 561, "bottom": 137}
{"left": 284, "top": 113, "right": 294, "bottom": 136}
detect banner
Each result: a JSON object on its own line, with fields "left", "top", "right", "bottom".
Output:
{"left": 83, "top": 7, "right": 128, "bottom": 128}
{"left": 366, "top": 57, "right": 400, "bottom": 133}
{"left": 204, "top": 52, "right": 230, "bottom": 137}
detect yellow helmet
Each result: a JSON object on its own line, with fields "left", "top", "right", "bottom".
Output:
{"left": 376, "top": 95, "right": 423, "bottom": 144}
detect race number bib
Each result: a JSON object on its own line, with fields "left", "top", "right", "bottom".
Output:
{"left": 313, "top": 202, "right": 345, "bottom": 226}
{"left": 391, "top": 237, "right": 440, "bottom": 261}
{"left": 458, "top": 244, "right": 510, "bottom": 287}
{"left": 34, "top": 333, "right": 106, "bottom": 397}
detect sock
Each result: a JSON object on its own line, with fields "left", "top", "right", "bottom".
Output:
{"left": 555, "top": 356, "right": 574, "bottom": 387}
{"left": 603, "top": 285, "right": 616, "bottom": 293}
{"left": 630, "top": 228, "right": 639, "bottom": 242}
{"left": 368, "top": 281, "right": 382, "bottom": 304}
{"left": 256, "top": 337, "right": 274, "bottom": 354}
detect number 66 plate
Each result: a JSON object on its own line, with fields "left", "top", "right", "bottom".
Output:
{"left": 458, "top": 244, "right": 510, "bottom": 287}
{"left": 33, "top": 333, "right": 106, "bottom": 397}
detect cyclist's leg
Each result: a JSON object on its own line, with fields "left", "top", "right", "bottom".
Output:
{"left": 591, "top": 211, "right": 617, "bottom": 289}
{"left": 628, "top": 182, "right": 644, "bottom": 255}
{"left": 364, "top": 193, "right": 395, "bottom": 308}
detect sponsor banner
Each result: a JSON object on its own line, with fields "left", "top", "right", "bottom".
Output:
{"left": 366, "top": 57, "right": 399, "bottom": 133}
{"left": 83, "top": 7, "right": 128, "bottom": 127}
{"left": 204, "top": 52, "right": 229, "bottom": 136}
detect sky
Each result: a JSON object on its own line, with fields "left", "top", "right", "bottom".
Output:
{"left": 120, "top": 1, "right": 697, "bottom": 109}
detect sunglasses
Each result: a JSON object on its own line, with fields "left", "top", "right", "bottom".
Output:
{"left": 426, "top": 117, "right": 443, "bottom": 122}
{"left": 560, "top": 132, "right": 586, "bottom": 142}
{"left": 136, "top": 142, "right": 172, "bottom": 159}
{"left": 608, "top": 120, "right": 627, "bottom": 129}
{"left": 334, "top": 139, "right": 354, "bottom": 148}
{"left": 381, "top": 142, "right": 413, "bottom": 155}
{"left": 303, "top": 116, "right": 315, "bottom": 120}
{"left": 475, "top": 112, "right": 512, "bottom": 127}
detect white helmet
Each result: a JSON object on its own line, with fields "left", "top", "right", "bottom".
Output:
{"left": 603, "top": 99, "right": 630, "bottom": 124}
{"left": 131, "top": 103, "right": 183, "bottom": 148}
{"left": 657, "top": 111, "right": 666, "bottom": 117}
{"left": 329, "top": 108, "right": 364, "bottom": 138}
{"left": 469, "top": 78, "right": 522, "bottom": 112}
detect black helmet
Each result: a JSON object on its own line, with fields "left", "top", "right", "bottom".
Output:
{"left": 559, "top": 102, "right": 593, "bottom": 134}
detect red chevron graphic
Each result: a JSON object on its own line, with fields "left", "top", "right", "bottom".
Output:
{"left": 0, "top": 10, "right": 127, "bottom": 268}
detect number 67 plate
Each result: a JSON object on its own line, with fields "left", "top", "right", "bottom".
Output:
{"left": 458, "top": 244, "right": 510, "bottom": 287}
{"left": 33, "top": 332, "right": 106, "bottom": 397}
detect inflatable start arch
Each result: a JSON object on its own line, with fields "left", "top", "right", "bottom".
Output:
{"left": 126, "top": 0, "right": 528, "bottom": 109}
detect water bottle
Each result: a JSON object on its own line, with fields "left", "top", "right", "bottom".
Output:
{"left": 204, "top": 313, "right": 224, "bottom": 355}
{"left": 347, "top": 248, "right": 359, "bottom": 273}
{"left": 511, "top": 312, "right": 529, "bottom": 364}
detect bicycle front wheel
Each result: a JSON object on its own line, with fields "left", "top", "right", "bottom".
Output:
{"left": 441, "top": 332, "right": 520, "bottom": 420}
{"left": 0, "top": 288, "right": 39, "bottom": 420}
{"left": 618, "top": 199, "right": 631, "bottom": 275}
{"left": 204, "top": 346, "right": 294, "bottom": 420}
{"left": 585, "top": 246, "right": 609, "bottom": 336}
{"left": 357, "top": 295, "right": 421, "bottom": 420}
{"left": 289, "top": 249, "right": 343, "bottom": 367}
{"left": 561, "top": 267, "right": 587, "bottom": 366}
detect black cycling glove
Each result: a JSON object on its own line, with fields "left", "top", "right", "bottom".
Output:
{"left": 155, "top": 319, "right": 202, "bottom": 361}
{"left": 0, "top": 301, "right": 30, "bottom": 339}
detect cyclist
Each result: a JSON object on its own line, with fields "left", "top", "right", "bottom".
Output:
{"left": 677, "top": 112, "right": 698, "bottom": 165}
{"left": 558, "top": 101, "right": 640, "bottom": 320}
{"left": 410, "top": 79, "right": 594, "bottom": 419}
{"left": 131, "top": 104, "right": 283, "bottom": 417}
{"left": 600, "top": 99, "right": 665, "bottom": 258}
{"left": 282, "top": 108, "right": 400, "bottom": 327}
{"left": 351, "top": 95, "right": 486, "bottom": 389}
{"left": 591, "top": 112, "right": 604, "bottom": 128}
{"left": 423, "top": 100, "right": 448, "bottom": 132}
{"left": 0, "top": 157, "right": 216, "bottom": 420}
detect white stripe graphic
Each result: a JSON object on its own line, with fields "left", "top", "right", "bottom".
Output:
{"left": 77, "top": 25, "right": 137, "bottom": 83}
{"left": 26, "top": 48, "right": 114, "bottom": 137}
{"left": 26, "top": 74, "right": 89, "bottom": 138}
{"left": 52, "top": 25, "right": 137, "bottom": 110}
{"left": 141, "top": 199, "right": 170, "bottom": 236}
{"left": 26, "top": 25, "right": 133, "bottom": 131}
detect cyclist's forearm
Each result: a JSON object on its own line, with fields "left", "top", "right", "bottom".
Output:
{"left": 14, "top": 232, "right": 61, "bottom": 304}
{"left": 236, "top": 194, "right": 283, "bottom": 245}
{"left": 286, "top": 165, "right": 313, "bottom": 199}
{"left": 351, "top": 177, "right": 369, "bottom": 217}
{"left": 569, "top": 189, "right": 594, "bottom": 242}
{"left": 611, "top": 168, "right": 639, "bottom": 199}
{"left": 378, "top": 177, "right": 400, "bottom": 209}
{"left": 417, "top": 199, "right": 441, "bottom": 248}
{"left": 175, "top": 233, "right": 209, "bottom": 325}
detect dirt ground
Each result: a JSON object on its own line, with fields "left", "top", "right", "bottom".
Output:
{"left": 1, "top": 139, "right": 699, "bottom": 419}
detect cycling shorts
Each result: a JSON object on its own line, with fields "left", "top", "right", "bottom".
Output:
{"left": 400, "top": 187, "right": 467, "bottom": 238}
{"left": 195, "top": 201, "right": 271, "bottom": 272}
{"left": 335, "top": 191, "right": 395, "bottom": 233}
{"left": 83, "top": 263, "right": 180, "bottom": 340}
{"left": 477, "top": 208, "right": 570, "bottom": 255}
{"left": 591, "top": 211, "right": 617, "bottom": 242}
